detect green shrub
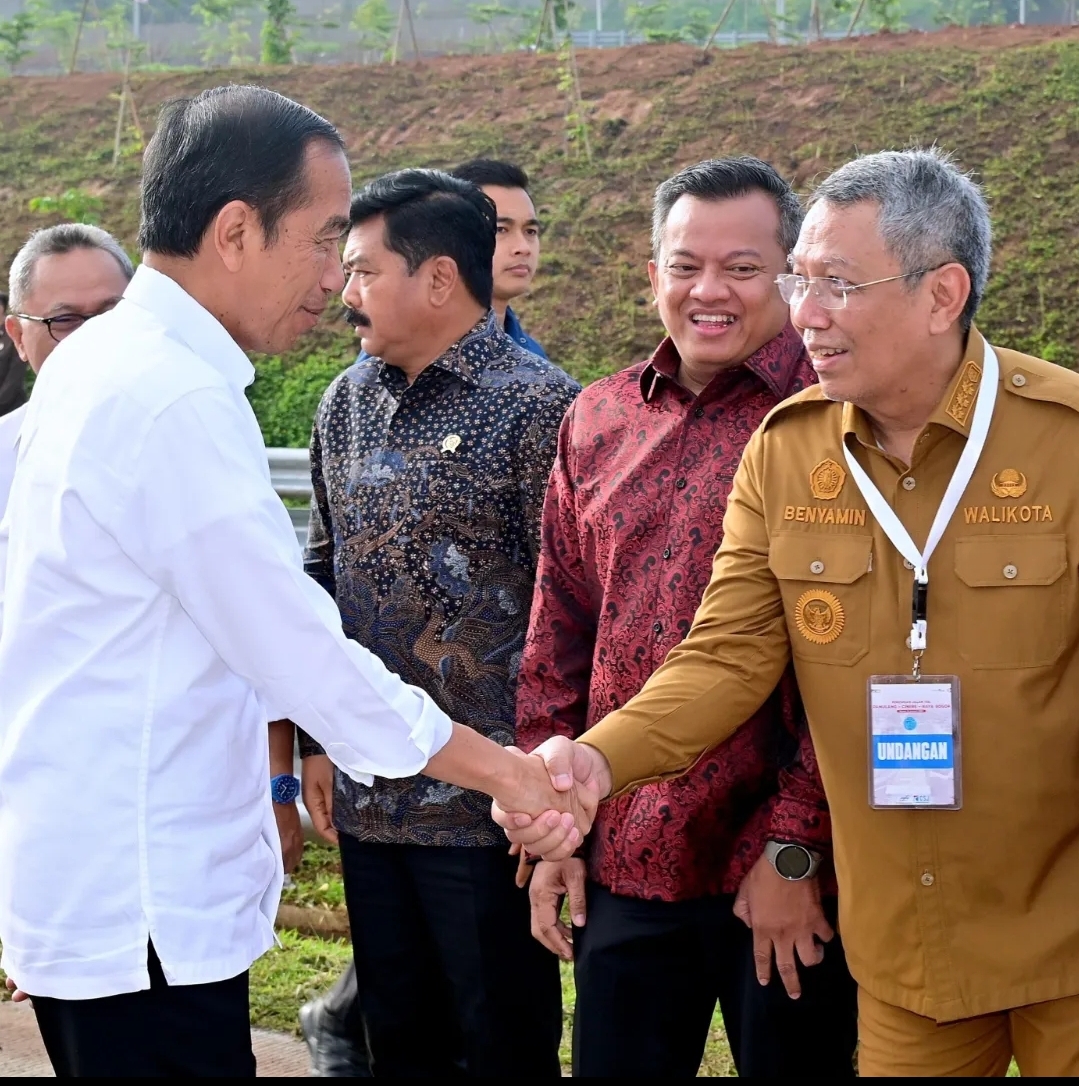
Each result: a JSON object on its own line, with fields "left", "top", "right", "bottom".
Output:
{"left": 248, "top": 349, "right": 353, "bottom": 448}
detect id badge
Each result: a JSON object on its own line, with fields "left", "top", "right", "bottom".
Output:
{"left": 867, "top": 675, "right": 961, "bottom": 810}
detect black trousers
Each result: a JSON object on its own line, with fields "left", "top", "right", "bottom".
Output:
{"left": 31, "top": 943, "right": 255, "bottom": 1077}
{"left": 573, "top": 882, "right": 858, "bottom": 1078}
{"left": 339, "top": 835, "right": 563, "bottom": 1077}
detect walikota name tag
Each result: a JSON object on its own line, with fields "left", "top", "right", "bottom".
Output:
{"left": 868, "top": 676, "right": 962, "bottom": 810}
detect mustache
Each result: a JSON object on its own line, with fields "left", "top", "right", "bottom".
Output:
{"left": 344, "top": 307, "right": 371, "bottom": 329}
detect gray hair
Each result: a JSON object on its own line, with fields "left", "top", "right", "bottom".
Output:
{"left": 652, "top": 156, "right": 804, "bottom": 260}
{"left": 809, "top": 148, "right": 991, "bottom": 331}
{"left": 7, "top": 224, "right": 134, "bottom": 312}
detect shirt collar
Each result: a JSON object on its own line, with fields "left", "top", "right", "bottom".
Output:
{"left": 122, "top": 265, "right": 255, "bottom": 391}
{"left": 639, "top": 321, "right": 807, "bottom": 404}
{"left": 503, "top": 306, "right": 524, "bottom": 339}
{"left": 379, "top": 310, "right": 499, "bottom": 391}
{"left": 841, "top": 327, "right": 988, "bottom": 444}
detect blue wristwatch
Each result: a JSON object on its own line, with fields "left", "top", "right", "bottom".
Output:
{"left": 270, "top": 773, "right": 300, "bottom": 805}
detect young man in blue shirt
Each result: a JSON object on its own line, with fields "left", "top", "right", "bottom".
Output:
{"left": 451, "top": 159, "right": 546, "bottom": 358}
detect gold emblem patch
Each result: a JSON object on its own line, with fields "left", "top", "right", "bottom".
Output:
{"left": 809, "top": 458, "right": 846, "bottom": 501}
{"left": 945, "top": 361, "right": 982, "bottom": 427}
{"left": 990, "top": 468, "right": 1027, "bottom": 499}
{"left": 794, "top": 590, "right": 845, "bottom": 645}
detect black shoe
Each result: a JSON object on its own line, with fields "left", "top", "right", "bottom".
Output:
{"left": 299, "top": 997, "right": 373, "bottom": 1077}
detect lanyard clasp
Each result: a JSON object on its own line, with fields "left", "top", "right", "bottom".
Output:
{"left": 910, "top": 570, "right": 928, "bottom": 652}
{"left": 910, "top": 570, "right": 928, "bottom": 679}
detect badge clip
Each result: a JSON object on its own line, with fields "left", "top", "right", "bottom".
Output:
{"left": 910, "top": 570, "right": 928, "bottom": 679}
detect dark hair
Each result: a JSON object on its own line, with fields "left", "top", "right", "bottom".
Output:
{"left": 138, "top": 85, "right": 345, "bottom": 257}
{"left": 651, "top": 156, "right": 803, "bottom": 258}
{"left": 450, "top": 158, "right": 530, "bottom": 193}
{"left": 350, "top": 169, "right": 496, "bottom": 308}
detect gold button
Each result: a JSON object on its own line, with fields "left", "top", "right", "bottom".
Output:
{"left": 1012, "top": 374, "right": 1027, "bottom": 388}
{"left": 902, "top": 476, "right": 917, "bottom": 491}
{"left": 921, "top": 871, "right": 935, "bottom": 887}
{"left": 903, "top": 559, "right": 914, "bottom": 570}
{"left": 1003, "top": 564, "right": 1018, "bottom": 580}
{"left": 810, "top": 560, "right": 825, "bottom": 575}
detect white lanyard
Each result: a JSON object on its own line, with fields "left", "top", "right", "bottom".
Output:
{"left": 843, "top": 345, "right": 999, "bottom": 663}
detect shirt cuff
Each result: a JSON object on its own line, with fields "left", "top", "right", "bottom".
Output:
{"left": 577, "top": 730, "right": 680, "bottom": 796}
{"left": 768, "top": 798, "right": 832, "bottom": 854}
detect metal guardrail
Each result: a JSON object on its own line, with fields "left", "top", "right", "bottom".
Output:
{"left": 569, "top": 28, "right": 870, "bottom": 48}
{"left": 269, "top": 447, "right": 313, "bottom": 548}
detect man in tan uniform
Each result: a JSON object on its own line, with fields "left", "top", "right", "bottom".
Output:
{"left": 500, "top": 148, "right": 1079, "bottom": 1076}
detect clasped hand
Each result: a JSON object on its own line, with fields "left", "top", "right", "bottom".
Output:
{"left": 490, "top": 736, "right": 612, "bottom": 860}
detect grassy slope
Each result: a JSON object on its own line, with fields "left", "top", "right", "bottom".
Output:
{"left": 2, "top": 29, "right": 1079, "bottom": 444}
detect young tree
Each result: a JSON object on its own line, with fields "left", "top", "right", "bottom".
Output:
{"left": 261, "top": 0, "right": 295, "bottom": 63}
{"left": 193, "top": 0, "right": 255, "bottom": 65}
{"left": 25, "top": 0, "right": 79, "bottom": 73}
{"left": 0, "top": 9, "right": 36, "bottom": 74}
{"left": 95, "top": 0, "right": 146, "bottom": 72}
{"left": 352, "top": 0, "right": 394, "bottom": 57}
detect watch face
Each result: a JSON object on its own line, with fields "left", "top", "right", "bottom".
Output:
{"left": 775, "top": 845, "right": 812, "bottom": 880}
{"left": 272, "top": 775, "right": 300, "bottom": 804}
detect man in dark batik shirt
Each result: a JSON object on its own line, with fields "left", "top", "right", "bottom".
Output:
{"left": 517, "top": 159, "right": 858, "bottom": 1077}
{"left": 298, "top": 169, "right": 578, "bottom": 1078}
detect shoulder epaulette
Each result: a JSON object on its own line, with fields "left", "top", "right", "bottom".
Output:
{"left": 761, "top": 383, "right": 833, "bottom": 431}
{"left": 998, "top": 347, "right": 1079, "bottom": 416}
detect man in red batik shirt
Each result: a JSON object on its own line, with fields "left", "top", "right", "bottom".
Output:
{"left": 516, "top": 158, "right": 857, "bottom": 1077}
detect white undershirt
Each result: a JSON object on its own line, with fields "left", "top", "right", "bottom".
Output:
{"left": 0, "top": 266, "right": 453, "bottom": 999}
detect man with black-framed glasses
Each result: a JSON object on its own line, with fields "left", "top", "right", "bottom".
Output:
{"left": 0, "top": 224, "right": 134, "bottom": 514}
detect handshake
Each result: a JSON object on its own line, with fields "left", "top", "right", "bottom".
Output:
{"left": 489, "top": 737, "right": 614, "bottom": 860}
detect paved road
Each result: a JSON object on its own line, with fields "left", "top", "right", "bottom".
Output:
{"left": 0, "top": 1001, "right": 310, "bottom": 1076}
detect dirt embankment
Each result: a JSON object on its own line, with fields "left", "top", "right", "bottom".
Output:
{"left": 1, "top": 25, "right": 1077, "bottom": 381}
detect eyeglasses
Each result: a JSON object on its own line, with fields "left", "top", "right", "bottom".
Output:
{"left": 14, "top": 306, "right": 115, "bottom": 343}
{"left": 774, "top": 267, "right": 944, "bottom": 310}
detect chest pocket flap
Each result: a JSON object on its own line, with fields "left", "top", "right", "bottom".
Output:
{"left": 954, "top": 534, "right": 1069, "bottom": 669}
{"left": 769, "top": 533, "right": 873, "bottom": 666}
{"left": 955, "top": 535, "right": 1067, "bottom": 587}
{"left": 769, "top": 533, "right": 874, "bottom": 585}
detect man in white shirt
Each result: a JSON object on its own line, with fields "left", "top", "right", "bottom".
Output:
{"left": 0, "top": 85, "right": 594, "bottom": 1078}
{"left": 0, "top": 224, "right": 134, "bottom": 516}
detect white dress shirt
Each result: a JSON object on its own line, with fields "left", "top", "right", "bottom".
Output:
{"left": 0, "top": 402, "right": 24, "bottom": 519}
{"left": 0, "top": 266, "right": 454, "bottom": 1000}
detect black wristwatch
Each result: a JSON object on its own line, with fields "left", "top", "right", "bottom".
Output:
{"left": 764, "top": 840, "right": 821, "bottom": 881}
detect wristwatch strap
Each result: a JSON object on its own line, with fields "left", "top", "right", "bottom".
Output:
{"left": 764, "top": 839, "right": 822, "bottom": 881}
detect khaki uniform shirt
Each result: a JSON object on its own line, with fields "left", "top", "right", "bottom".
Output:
{"left": 582, "top": 330, "right": 1079, "bottom": 1022}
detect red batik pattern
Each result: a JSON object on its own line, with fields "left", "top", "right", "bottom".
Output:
{"left": 517, "top": 323, "right": 836, "bottom": 901}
